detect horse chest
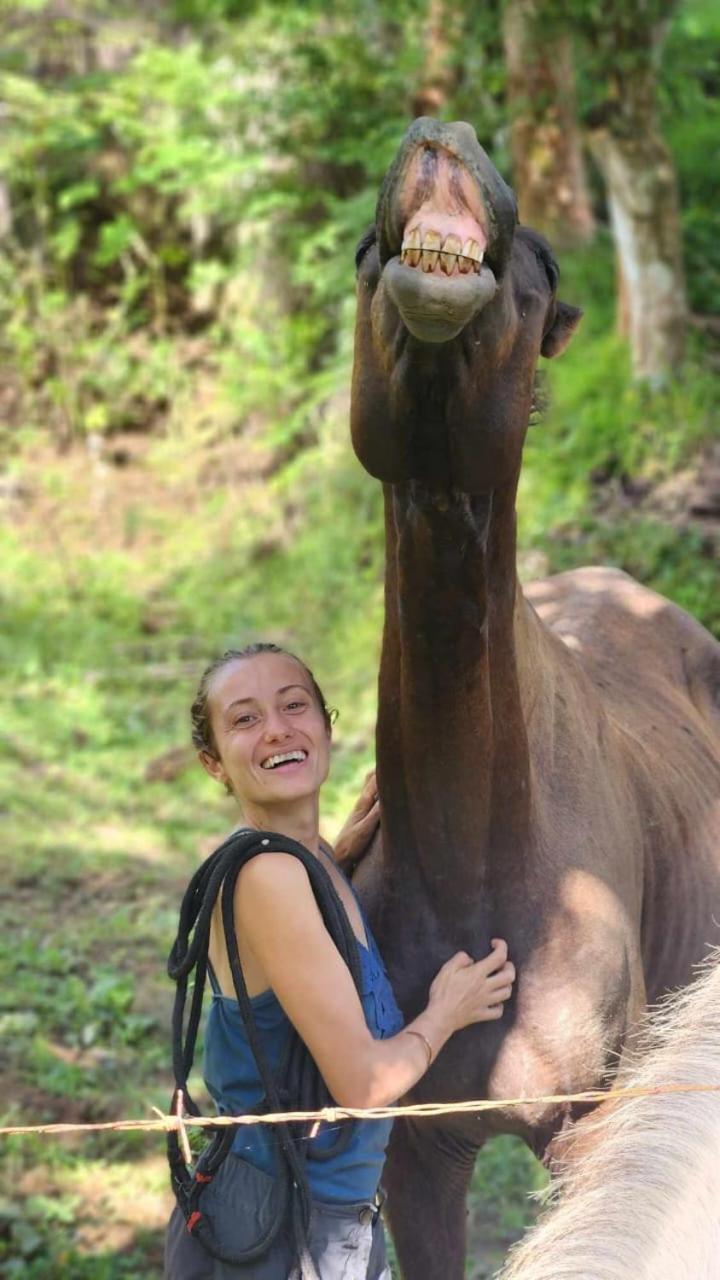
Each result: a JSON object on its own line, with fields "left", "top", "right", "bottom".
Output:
{"left": 373, "top": 881, "right": 638, "bottom": 1134}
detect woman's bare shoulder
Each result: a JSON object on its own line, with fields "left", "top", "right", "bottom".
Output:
{"left": 233, "top": 852, "right": 329, "bottom": 960}
{"left": 234, "top": 851, "right": 313, "bottom": 911}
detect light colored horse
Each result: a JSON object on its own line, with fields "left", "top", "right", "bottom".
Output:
{"left": 497, "top": 952, "right": 720, "bottom": 1280}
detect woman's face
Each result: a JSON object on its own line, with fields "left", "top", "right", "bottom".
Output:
{"left": 202, "top": 652, "right": 331, "bottom": 808}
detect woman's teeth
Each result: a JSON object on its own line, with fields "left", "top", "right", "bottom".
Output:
{"left": 261, "top": 750, "right": 308, "bottom": 770}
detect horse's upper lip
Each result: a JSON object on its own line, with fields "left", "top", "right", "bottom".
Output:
{"left": 376, "top": 118, "right": 517, "bottom": 275}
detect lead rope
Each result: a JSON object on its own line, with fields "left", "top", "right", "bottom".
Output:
{"left": 167, "top": 828, "right": 364, "bottom": 1278}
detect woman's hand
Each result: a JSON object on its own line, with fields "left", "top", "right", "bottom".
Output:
{"left": 333, "top": 770, "right": 379, "bottom": 871}
{"left": 427, "top": 939, "right": 515, "bottom": 1034}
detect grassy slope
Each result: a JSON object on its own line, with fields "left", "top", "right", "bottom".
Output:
{"left": 1, "top": 416, "right": 392, "bottom": 1276}
{"left": 1, "top": 227, "right": 718, "bottom": 1277}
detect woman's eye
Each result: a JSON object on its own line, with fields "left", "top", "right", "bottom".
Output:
{"left": 286, "top": 701, "right": 307, "bottom": 712}
{"left": 233, "top": 714, "right": 255, "bottom": 727}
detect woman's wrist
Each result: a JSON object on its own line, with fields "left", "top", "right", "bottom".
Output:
{"left": 403, "top": 1028, "right": 434, "bottom": 1068}
{"left": 406, "top": 1004, "right": 454, "bottom": 1065}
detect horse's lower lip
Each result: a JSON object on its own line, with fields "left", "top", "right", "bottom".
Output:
{"left": 384, "top": 255, "right": 498, "bottom": 342}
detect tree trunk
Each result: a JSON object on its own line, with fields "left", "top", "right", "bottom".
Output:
{"left": 411, "top": 0, "right": 462, "bottom": 118}
{"left": 588, "top": 59, "right": 686, "bottom": 383}
{"left": 0, "top": 180, "right": 11, "bottom": 239}
{"left": 503, "top": 0, "right": 594, "bottom": 248}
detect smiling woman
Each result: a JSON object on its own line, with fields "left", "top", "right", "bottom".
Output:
{"left": 164, "top": 642, "right": 515, "bottom": 1280}
{"left": 190, "top": 643, "right": 335, "bottom": 806}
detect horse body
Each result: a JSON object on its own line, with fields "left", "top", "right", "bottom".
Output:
{"left": 349, "top": 117, "right": 720, "bottom": 1276}
{"left": 526, "top": 566, "right": 720, "bottom": 1003}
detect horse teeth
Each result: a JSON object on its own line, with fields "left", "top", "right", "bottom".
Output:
{"left": 440, "top": 233, "right": 463, "bottom": 275}
{"left": 421, "top": 229, "right": 441, "bottom": 272}
{"left": 402, "top": 227, "right": 422, "bottom": 267}
{"left": 401, "top": 227, "right": 484, "bottom": 274}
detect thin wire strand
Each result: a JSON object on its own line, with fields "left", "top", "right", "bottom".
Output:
{"left": 2, "top": 1080, "right": 720, "bottom": 1140}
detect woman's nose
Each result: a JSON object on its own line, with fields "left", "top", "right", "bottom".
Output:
{"left": 263, "top": 713, "right": 291, "bottom": 740}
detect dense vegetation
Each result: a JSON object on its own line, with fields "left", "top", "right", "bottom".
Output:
{"left": 1, "top": 1, "right": 718, "bottom": 1275}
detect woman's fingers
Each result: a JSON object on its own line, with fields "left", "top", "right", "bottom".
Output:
{"left": 486, "top": 1004, "right": 504, "bottom": 1019}
{"left": 429, "top": 942, "right": 516, "bottom": 1032}
{"left": 486, "top": 985, "right": 513, "bottom": 1004}
{"left": 444, "top": 950, "right": 475, "bottom": 973}
{"left": 487, "top": 962, "right": 515, "bottom": 988}
{"left": 449, "top": 945, "right": 512, "bottom": 978}
{"left": 359, "top": 770, "right": 378, "bottom": 807}
{"left": 350, "top": 781, "right": 379, "bottom": 833}
{"left": 355, "top": 805, "right": 379, "bottom": 837}
{"left": 334, "top": 772, "right": 381, "bottom": 865}
{"left": 477, "top": 938, "right": 508, "bottom": 974}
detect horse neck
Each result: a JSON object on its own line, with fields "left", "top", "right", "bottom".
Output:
{"left": 377, "top": 477, "right": 538, "bottom": 904}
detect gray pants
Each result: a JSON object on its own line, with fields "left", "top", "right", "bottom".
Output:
{"left": 164, "top": 1200, "right": 391, "bottom": 1280}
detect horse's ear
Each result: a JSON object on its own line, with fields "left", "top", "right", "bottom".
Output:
{"left": 541, "top": 302, "right": 582, "bottom": 358}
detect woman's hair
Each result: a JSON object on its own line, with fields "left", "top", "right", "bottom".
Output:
{"left": 190, "top": 642, "right": 336, "bottom": 758}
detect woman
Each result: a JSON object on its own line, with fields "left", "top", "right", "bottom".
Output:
{"left": 166, "top": 642, "right": 515, "bottom": 1280}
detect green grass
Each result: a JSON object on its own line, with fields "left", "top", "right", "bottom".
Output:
{"left": 0, "top": 414, "right": 389, "bottom": 1274}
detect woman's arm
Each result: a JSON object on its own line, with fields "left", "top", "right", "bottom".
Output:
{"left": 233, "top": 853, "right": 514, "bottom": 1110}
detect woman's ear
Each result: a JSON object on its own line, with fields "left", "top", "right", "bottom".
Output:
{"left": 198, "top": 750, "right": 229, "bottom": 789}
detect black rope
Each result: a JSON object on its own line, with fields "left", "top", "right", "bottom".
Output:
{"left": 166, "top": 828, "right": 364, "bottom": 1276}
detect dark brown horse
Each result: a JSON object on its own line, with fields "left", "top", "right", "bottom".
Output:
{"left": 348, "top": 118, "right": 720, "bottom": 1279}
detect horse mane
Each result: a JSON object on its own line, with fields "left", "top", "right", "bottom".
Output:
{"left": 498, "top": 951, "right": 720, "bottom": 1280}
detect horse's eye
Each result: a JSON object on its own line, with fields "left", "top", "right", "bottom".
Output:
{"left": 355, "top": 225, "right": 377, "bottom": 272}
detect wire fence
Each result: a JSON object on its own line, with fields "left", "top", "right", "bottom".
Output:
{"left": 3, "top": 1080, "right": 720, "bottom": 1155}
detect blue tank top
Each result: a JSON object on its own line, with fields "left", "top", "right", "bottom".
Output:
{"left": 203, "top": 882, "right": 404, "bottom": 1205}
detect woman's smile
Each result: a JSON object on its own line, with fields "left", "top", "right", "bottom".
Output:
{"left": 260, "top": 748, "right": 309, "bottom": 772}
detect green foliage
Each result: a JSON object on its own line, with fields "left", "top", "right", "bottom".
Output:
{"left": 662, "top": 6, "right": 720, "bottom": 312}
{"left": 0, "top": 1, "right": 431, "bottom": 448}
{"left": 473, "top": 1135, "right": 548, "bottom": 1233}
{"left": 519, "top": 232, "right": 720, "bottom": 632}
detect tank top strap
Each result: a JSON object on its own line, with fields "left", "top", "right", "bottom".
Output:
{"left": 207, "top": 959, "right": 222, "bottom": 996}
{"left": 328, "top": 847, "right": 372, "bottom": 932}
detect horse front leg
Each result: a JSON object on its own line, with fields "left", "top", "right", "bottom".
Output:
{"left": 383, "top": 1119, "right": 479, "bottom": 1280}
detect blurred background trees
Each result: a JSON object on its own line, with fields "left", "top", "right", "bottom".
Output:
{"left": 503, "top": 0, "right": 595, "bottom": 248}
{"left": 1, "top": 3, "right": 718, "bottom": 1276}
{"left": 1, "top": 0, "right": 718, "bottom": 432}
